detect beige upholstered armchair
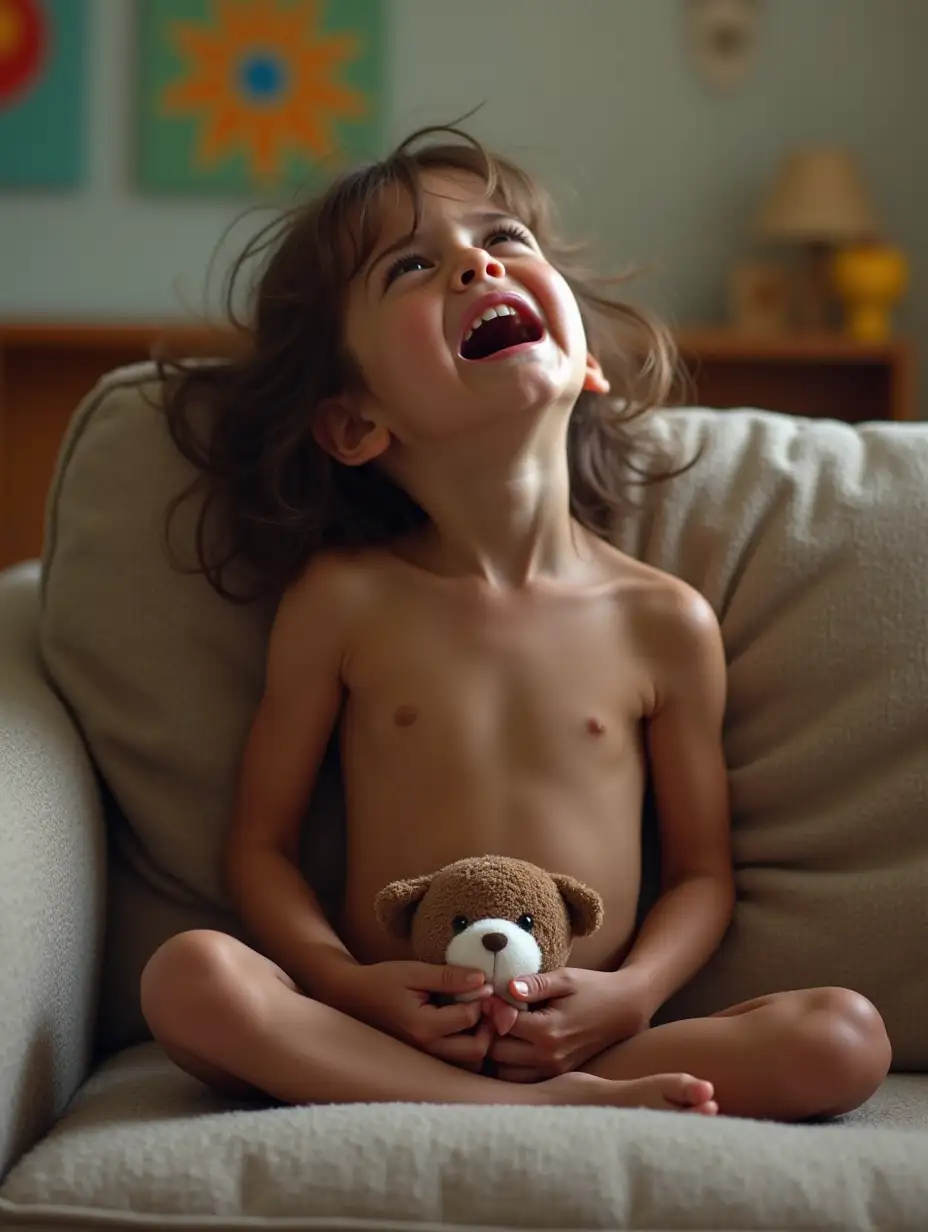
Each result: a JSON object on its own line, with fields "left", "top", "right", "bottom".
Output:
{"left": 2, "top": 364, "right": 927, "bottom": 1231}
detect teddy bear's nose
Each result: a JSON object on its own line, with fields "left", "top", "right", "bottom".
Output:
{"left": 482, "top": 932, "right": 508, "bottom": 953}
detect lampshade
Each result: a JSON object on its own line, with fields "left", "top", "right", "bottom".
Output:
{"left": 755, "top": 149, "right": 880, "bottom": 243}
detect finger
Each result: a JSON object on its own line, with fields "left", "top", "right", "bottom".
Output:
{"left": 496, "top": 1066, "right": 545, "bottom": 1084}
{"left": 428, "top": 1022, "right": 494, "bottom": 1067}
{"left": 497, "top": 1008, "right": 556, "bottom": 1044}
{"left": 434, "top": 963, "right": 493, "bottom": 996}
{"left": 424, "top": 999, "right": 485, "bottom": 1036}
{"left": 489, "top": 1001, "right": 520, "bottom": 1037}
{"left": 478, "top": 995, "right": 520, "bottom": 1036}
{"left": 508, "top": 968, "right": 573, "bottom": 1006}
{"left": 406, "top": 962, "right": 491, "bottom": 996}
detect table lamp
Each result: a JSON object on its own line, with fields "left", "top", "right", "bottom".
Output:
{"left": 754, "top": 149, "right": 880, "bottom": 331}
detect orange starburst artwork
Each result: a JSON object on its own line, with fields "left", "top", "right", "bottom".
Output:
{"left": 139, "top": 0, "right": 382, "bottom": 193}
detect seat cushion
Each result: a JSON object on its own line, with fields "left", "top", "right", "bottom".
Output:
{"left": 39, "top": 365, "right": 928, "bottom": 1064}
{"left": 1, "top": 1045, "right": 927, "bottom": 1232}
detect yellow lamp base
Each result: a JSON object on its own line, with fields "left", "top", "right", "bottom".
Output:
{"left": 830, "top": 245, "right": 909, "bottom": 343}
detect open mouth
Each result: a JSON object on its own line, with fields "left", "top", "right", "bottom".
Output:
{"left": 460, "top": 302, "right": 545, "bottom": 361}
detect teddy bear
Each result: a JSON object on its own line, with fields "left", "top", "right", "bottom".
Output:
{"left": 374, "top": 854, "right": 604, "bottom": 1012}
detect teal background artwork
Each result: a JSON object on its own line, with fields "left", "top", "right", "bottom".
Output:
{"left": 0, "top": 0, "right": 87, "bottom": 187}
{"left": 137, "top": 0, "right": 385, "bottom": 196}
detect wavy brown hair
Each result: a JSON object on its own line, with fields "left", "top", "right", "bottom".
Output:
{"left": 160, "top": 125, "right": 688, "bottom": 602}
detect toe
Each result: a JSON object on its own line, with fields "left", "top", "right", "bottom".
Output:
{"left": 669, "top": 1075, "right": 715, "bottom": 1107}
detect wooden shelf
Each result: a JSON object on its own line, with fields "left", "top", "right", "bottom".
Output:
{"left": 677, "top": 326, "right": 910, "bottom": 364}
{"left": 0, "top": 321, "right": 232, "bottom": 569}
{"left": 676, "top": 327, "right": 916, "bottom": 423}
{"left": 0, "top": 321, "right": 919, "bottom": 569}
{"left": 0, "top": 320, "right": 231, "bottom": 351}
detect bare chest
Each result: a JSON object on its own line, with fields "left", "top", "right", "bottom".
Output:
{"left": 336, "top": 586, "right": 651, "bottom": 967}
{"left": 343, "top": 591, "right": 652, "bottom": 761}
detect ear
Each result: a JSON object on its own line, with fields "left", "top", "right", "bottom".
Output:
{"left": 313, "top": 397, "right": 391, "bottom": 467}
{"left": 373, "top": 874, "right": 434, "bottom": 940}
{"left": 551, "top": 873, "right": 604, "bottom": 939}
{"left": 582, "top": 354, "right": 610, "bottom": 395}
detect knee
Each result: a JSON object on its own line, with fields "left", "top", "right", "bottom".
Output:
{"left": 783, "top": 988, "right": 892, "bottom": 1117}
{"left": 141, "top": 929, "right": 256, "bottom": 1043}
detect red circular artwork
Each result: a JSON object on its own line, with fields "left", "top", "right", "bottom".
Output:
{"left": 0, "top": 0, "right": 46, "bottom": 107}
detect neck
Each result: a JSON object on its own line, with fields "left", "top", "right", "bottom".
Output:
{"left": 390, "top": 415, "right": 588, "bottom": 587}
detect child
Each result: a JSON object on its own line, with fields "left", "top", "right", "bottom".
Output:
{"left": 140, "top": 125, "right": 891, "bottom": 1118}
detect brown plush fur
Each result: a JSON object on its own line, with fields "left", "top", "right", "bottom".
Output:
{"left": 374, "top": 855, "right": 604, "bottom": 970}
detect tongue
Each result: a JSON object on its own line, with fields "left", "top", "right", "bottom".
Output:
{"left": 462, "top": 315, "right": 530, "bottom": 360}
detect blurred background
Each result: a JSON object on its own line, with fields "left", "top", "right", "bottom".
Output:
{"left": 0, "top": 0, "right": 925, "bottom": 566}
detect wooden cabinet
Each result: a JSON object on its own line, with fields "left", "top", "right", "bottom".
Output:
{"left": 677, "top": 328, "right": 916, "bottom": 424}
{"left": 0, "top": 323, "right": 919, "bottom": 570}
{"left": 0, "top": 324, "right": 224, "bottom": 569}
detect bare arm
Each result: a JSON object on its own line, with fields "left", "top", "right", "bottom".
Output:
{"left": 223, "top": 554, "right": 364, "bottom": 1002}
{"left": 620, "top": 583, "right": 735, "bottom": 1015}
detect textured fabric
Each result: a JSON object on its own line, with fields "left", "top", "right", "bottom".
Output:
{"left": 613, "top": 411, "right": 928, "bottom": 1063}
{"left": 9, "top": 366, "right": 928, "bottom": 1227}
{"left": 0, "top": 564, "right": 106, "bottom": 1178}
{"left": 2, "top": 1044, "right": 927, "bottom": 1232}
{"left": 38, "top": 367, "right": 273, "bottom": 1054}
{"left": 39, "top": 365, "right": 928, "bottom": 1068}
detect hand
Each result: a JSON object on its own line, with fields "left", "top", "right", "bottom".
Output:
{"left": 330, "top": 960, "right": 496, "bottom": 1072}
{"left": 487, "top": 967, "right": 652, "bottom": 1083}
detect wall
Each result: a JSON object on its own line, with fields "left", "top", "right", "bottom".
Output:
{"left": 3, "top": 0, "right": 925, "bottom": 406}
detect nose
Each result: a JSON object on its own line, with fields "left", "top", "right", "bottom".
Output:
{"left": 482, "top": 932, "right": 508, "bottom": 953}
{"left": 453, "top": 248, "right": 505, "bottom": 290}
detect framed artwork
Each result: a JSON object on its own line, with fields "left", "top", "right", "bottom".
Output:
{"left": 0, "top": 0, "right": 87, "bottom": 187}
{"left": 729, "top": 259, "right": 792, "bottom": 334}
{"left": 137, "top": 0, "right": 384, "bottom": 196}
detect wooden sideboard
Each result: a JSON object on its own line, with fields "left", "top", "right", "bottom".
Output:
{"left": 0, "top": 322, "right": 918, "bottom": 569}
{"left": 0, "top": 323, "right": 226, "bottom": 569}
{"left": 677, "top": 327, "right": 916, "bottom": 425}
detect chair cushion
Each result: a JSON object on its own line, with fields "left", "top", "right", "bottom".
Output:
{"left": 39, "top": 364, "right": 928, "bottom": 1064}
{"left": 1, "top": 1045, "right": 926, "bottom": 1231}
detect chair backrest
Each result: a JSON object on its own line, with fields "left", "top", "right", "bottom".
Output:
{"left": 40, "top": 363, "right": 928, "bottom": 1065}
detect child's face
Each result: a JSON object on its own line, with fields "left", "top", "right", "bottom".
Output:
{"left": 325, "top": 169, "right": 607, "bottom": 461}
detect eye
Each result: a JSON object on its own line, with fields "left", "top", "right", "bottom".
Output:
{"left": 384, "top": 252, "right": 432, "bottom": 288}
{"left": 452, "top": 915, "right": 469, "bottom": 934}
{"left": 516, "top": 914, "right": 534, "bottom": 932}
{"left": 485, "top": 223, "right": 534, "bottom": 249}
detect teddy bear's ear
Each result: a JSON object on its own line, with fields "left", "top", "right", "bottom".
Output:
{"left": 373, "top": 874, "right": 434, "bottom": 939}
{"left": 551, "top": 874, "right": 604, "bottom": 938}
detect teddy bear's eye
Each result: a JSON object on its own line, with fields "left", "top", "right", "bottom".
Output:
{"left": 452, "top": 915, "right": 469, "bottom": 934}
{"left": 517, "top": 914, "right": 534, "bottom": 932}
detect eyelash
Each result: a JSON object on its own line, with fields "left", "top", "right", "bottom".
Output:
{"left": 383, "top": 224, "right": 534, "bottom": 289}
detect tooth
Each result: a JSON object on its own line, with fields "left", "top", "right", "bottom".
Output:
{"left": 481, "top": 308, "right": 500, "bottom": 322}
{"left": 464, "top": 328, "right": 473, "bottom": 340}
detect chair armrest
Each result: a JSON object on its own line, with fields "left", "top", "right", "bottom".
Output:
{"left": 0, "top": 563, "right": 106, "bottom": 1179}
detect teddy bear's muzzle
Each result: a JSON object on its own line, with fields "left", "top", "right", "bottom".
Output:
{"left": 445, "top": 916, "right": 543, "bottom": 1003}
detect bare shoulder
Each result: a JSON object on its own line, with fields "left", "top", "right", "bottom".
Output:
{"left": 267, "top": 548, "right": 388, "bottom": 679}
{"left": 597, "top": 545, "right": 725, "bottom": 709}
{"left": 630, "top": 565, "right": 719, "bottom": 646}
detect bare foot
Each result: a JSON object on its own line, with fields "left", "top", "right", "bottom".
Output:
{"left": 543, "top": 1071, "right": 718, "bottom": 1115}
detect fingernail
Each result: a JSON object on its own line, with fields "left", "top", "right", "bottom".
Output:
{"left": 467, "top": 971, "right": 486, "bottom": 986}
{"left": 512, "top": 980, "right": 529, "bottom": 996}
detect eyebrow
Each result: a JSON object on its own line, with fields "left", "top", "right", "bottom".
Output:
{"left": 364, "top": 209, "right": 524, "bottom": 287}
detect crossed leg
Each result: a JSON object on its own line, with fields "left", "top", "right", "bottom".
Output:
{"left": 582, "top": 988, "right": 892, "bottom": 1120}
{"left": 141, "top": 930, "right": 717, "bottom": 1112}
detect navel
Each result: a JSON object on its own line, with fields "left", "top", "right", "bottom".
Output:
{"left": 586, "top": 716, "right": 606, "bottom": 736}
{"left": 393, "top": 704, "right": 419, "bottom": 728}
